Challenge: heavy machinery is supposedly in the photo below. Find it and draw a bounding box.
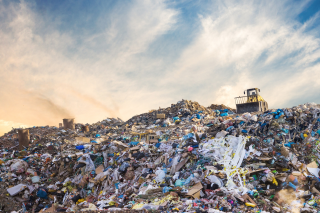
[235,88,268,114]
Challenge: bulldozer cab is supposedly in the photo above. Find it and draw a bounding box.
[235,88,268,114]
[244,88,264,103]
[245,88,258,96]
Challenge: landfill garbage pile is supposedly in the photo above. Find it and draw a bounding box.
[207,104,235,112]
[1,101,320,212]
[0,118,125,150]
[126,100,234,127]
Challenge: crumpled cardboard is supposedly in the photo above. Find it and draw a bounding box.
[187,182,203,199]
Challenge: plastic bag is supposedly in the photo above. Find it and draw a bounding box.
[72,174,83,184]
[26,168,35,175]
[10,159,28,173]
[173,116,180,121]
[175,179,185,187]
[163,118,171,125]
[119,162,130,173]
[31,176,40,183]
[173,172,180,180]
[83,154,95,172]
[242,113,252,120]
[162,186,172,193]
[141,204,159,210]
[170,155,181,175]
[155,169,165,183]
[76,145,84,150]
[184,174,194,185]
[216,131,228,138]
[207,175,223,187]
[250,115,258,121]
[103,152,108,168]
[37,189,48,199]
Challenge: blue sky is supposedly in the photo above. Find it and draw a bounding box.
[1,0,320,135]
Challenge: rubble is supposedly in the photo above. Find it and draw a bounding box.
[1,100,320,212]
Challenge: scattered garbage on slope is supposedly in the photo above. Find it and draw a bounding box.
[1,100,320,213]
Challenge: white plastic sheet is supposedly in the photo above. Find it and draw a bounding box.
[7,184,27,196]
[81,154,95,172]
[199,135,248,192]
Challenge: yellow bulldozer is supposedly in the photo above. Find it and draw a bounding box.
[235,88,268,114]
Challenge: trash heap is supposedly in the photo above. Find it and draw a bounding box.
[126,100,234,126]
[1,101,320,212]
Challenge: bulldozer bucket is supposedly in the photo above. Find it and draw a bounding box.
[236,101,268,114]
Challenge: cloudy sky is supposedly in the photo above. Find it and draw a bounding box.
[1,0,320,135]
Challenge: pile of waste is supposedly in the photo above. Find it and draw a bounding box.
[207,104,234,112]
[126,100,228,126]
[1,100,320,212]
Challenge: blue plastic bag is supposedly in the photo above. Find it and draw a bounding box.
[173,116,180,121]
[76,145,85,150]
[129,141,139,146]
[37,189,48,199]
[175,179,185,187]
[226,126,234,131]
[182,133,194,140]
[284,142,295,148]
[163,186,172,193]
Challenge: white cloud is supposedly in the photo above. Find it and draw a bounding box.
[162,0,320,109]
[0,0,178,134]
[1,0,320,136]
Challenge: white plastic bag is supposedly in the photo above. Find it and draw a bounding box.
[155,169,165,183]
[207,175,223,187]
[250,115,258,122]
[173,172,180,180]
[72,174,83,184]
[215,131,228,138]
[10,159,28,173]
[81,154,95,172]
[26,168,35,175]
[103,152,108,168]
[170,155,181,175]
[242,113,252,120]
